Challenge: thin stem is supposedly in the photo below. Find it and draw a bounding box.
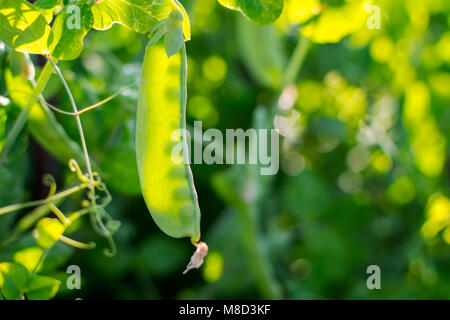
[68,208,90,223]
[47,59,93,178]
[0,204,90,247]
[239,205,281,299]
[30,249,49,278]
[48,60,110,251]
[282,35,311,87]
[47,61,112,252]
[49,203,71,226]
[0,60,54,166]
[5,90,74,115]
[0,183,87,216]
[59,235,96,249]
[1,203,53,246]
[23,248,49,299]
[77,83,137,116]
[40,99,75,115]
[41,82,136,116]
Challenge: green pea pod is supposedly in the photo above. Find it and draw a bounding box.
[136,38,201,243]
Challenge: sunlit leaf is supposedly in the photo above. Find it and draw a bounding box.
[218,0,283,25]
[91,0,190,40]
[301,0,368,43]
[0,0,52,55]
[34,0,62,24]
[282,0,320,24]
[49,0,93,60]
[13,247,45,272]
[33,218,65,249]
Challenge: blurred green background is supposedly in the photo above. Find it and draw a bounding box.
[0,0,449,299]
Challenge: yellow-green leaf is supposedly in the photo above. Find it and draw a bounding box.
[0,0,52,55]
[91,0,191,40]
[35,0,62,24]
[13,247,45,273]
[34,218,65,249]
[301,0,368,43]
[48,0,93,61]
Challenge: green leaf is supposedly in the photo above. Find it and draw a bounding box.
[235,14,286,89]
[218,0,283,25]
[49,0,93,60]
[33,218,65,249]
[13,247,45,273]
[35,0,62,10]
[92,0,190,40]
[0,262,29,300]
[25,275,60,300]
[35,0,62,24]
[0,0,52,55]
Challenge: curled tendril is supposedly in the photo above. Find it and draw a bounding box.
[59,235,97,250]
[104,236,117,257]
[82,179,120,257]
[95,183,112,208]
[42,174,57,197]
[68,159,89,183]
[67,158,120,257]
[86,190,96,202]
[85,241,97,249]
[91,172,102,185]
[88,205,119,257]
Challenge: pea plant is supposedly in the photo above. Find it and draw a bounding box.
[0,0,288,300]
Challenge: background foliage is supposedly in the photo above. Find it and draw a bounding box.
[0,0,449,299]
